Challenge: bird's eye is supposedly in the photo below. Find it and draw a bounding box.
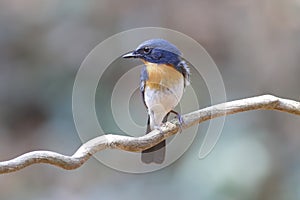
[143,46,151,54]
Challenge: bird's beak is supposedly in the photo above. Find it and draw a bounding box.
[122,51,138,58]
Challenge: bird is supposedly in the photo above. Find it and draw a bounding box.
[123,39,190,164]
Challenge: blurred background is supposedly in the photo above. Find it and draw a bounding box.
[0,0,300,199]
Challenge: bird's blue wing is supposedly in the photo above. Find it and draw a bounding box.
[176,59,191,87]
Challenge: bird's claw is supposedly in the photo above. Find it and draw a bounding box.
[154,125,164,134]
[170,110,185,133]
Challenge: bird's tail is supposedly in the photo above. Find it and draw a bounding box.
[141,113,170,164]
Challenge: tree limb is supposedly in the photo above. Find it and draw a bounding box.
[0,94,299,174]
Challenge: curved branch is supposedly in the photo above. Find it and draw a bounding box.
[0,94,299,174]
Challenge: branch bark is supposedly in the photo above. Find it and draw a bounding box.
[0,94,299,174]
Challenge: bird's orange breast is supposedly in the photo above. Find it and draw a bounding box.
[144,62,184,90]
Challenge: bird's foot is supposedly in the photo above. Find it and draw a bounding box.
[170,110,185,133]
[153,125,164,134]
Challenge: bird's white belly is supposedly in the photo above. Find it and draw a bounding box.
[144,81,184,129]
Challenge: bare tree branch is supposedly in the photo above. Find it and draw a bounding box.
[0,94,299,174]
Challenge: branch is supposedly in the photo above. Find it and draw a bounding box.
[0,94,299,174]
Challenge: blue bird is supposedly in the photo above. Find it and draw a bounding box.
[123,39,190,164]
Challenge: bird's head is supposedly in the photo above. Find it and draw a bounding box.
[123,39,182,66]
